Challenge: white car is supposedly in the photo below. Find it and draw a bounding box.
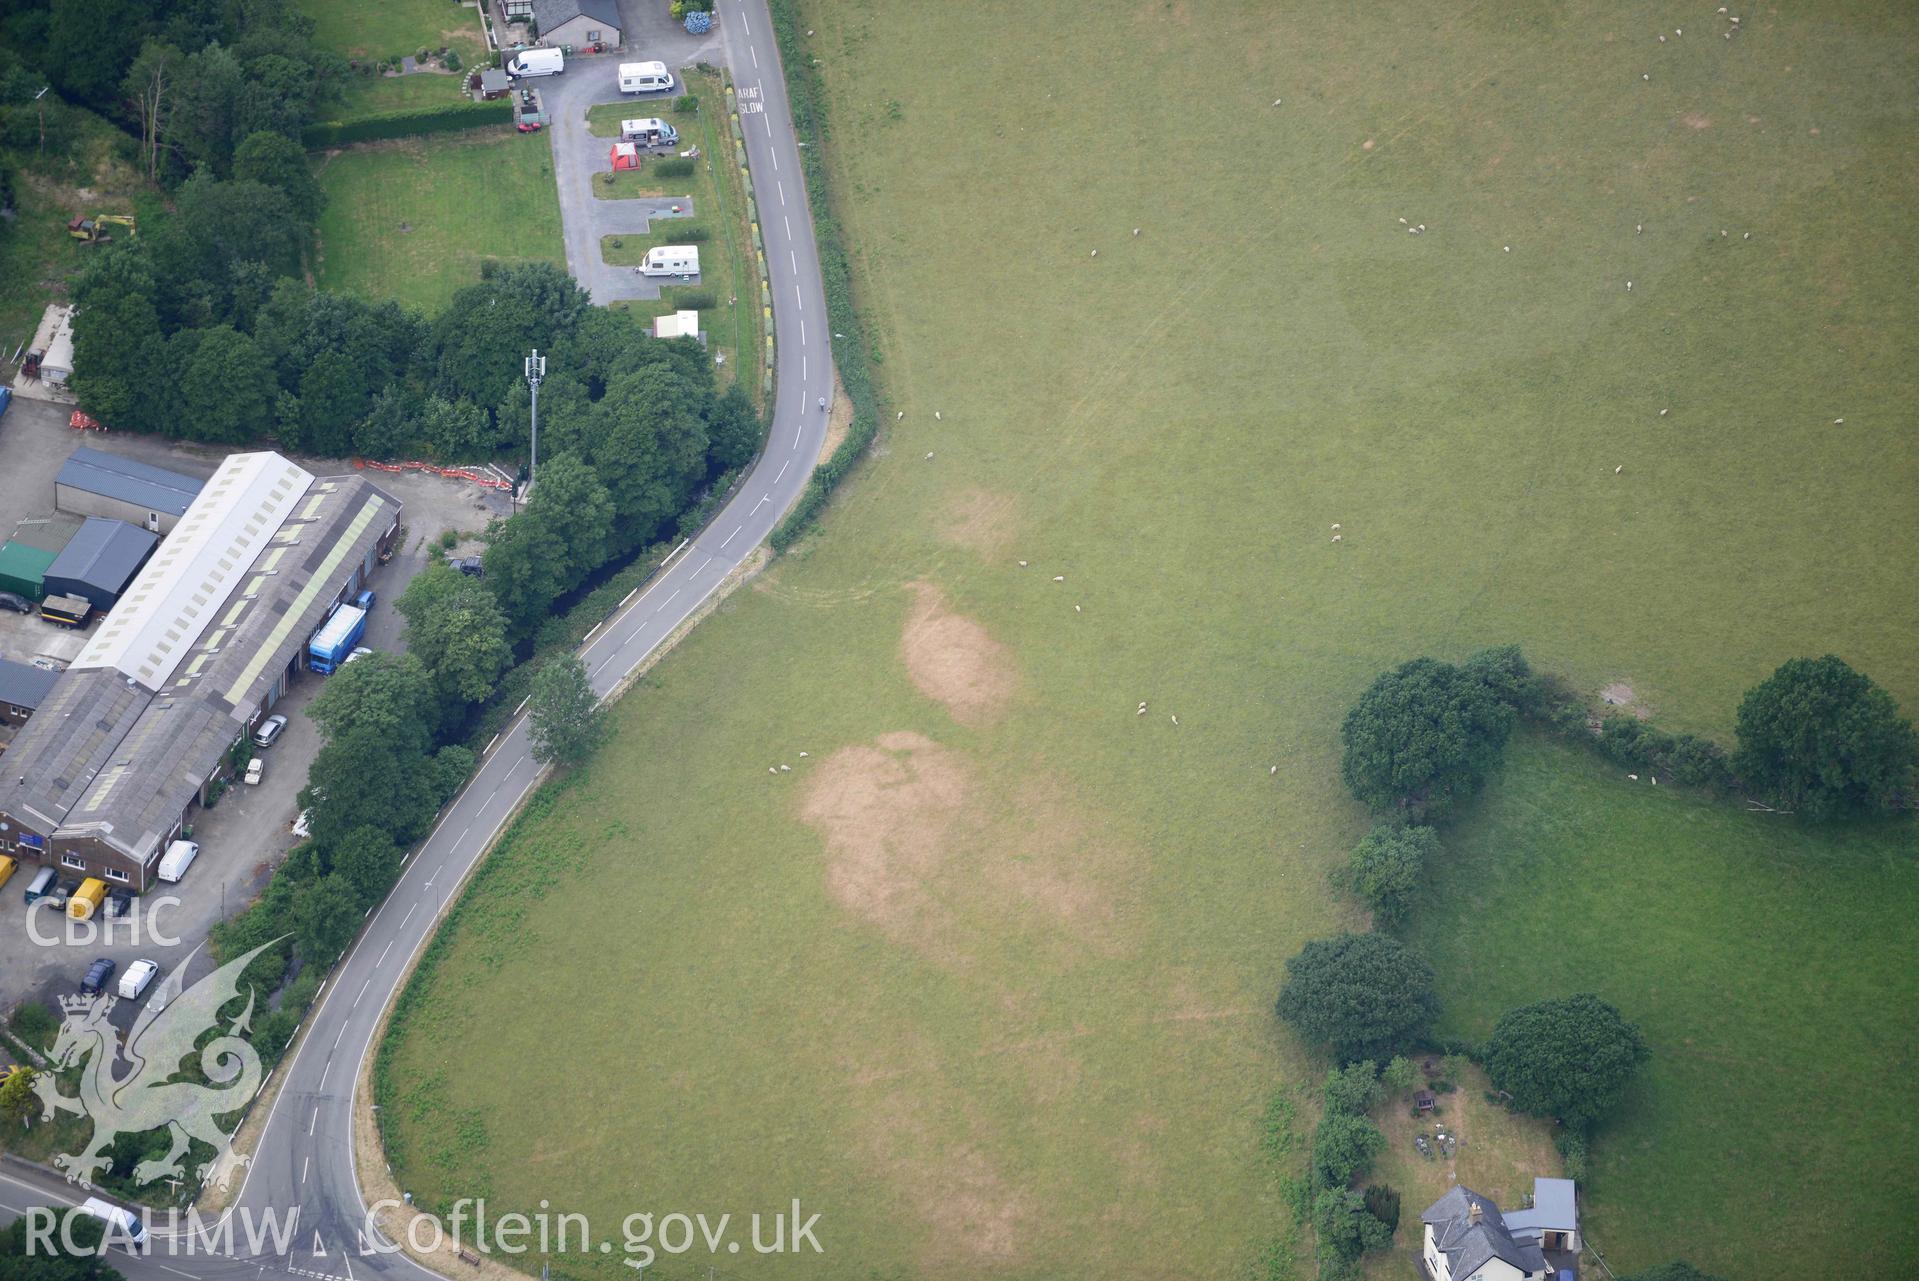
[343,646,372,665]
[244,757,265,785]
[292,808,312,839]
[117,959,160,1001]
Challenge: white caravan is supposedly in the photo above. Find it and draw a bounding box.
[639,246,700,277]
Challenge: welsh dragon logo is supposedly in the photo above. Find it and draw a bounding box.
[35,941,279,1190]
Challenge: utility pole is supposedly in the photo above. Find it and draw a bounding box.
[524,349,546,491]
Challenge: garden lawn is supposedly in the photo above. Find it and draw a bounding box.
[316,71,488,126]
[1406,734,1919,1277]
[295,0,485,64]
[311,130,564,314]
[378,2,1919,1278]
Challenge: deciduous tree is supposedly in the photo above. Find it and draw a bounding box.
[1483,993,1649,1127]
[1345,823,1439,928]
[528,655,608,767]
[1340,657,1516,821]
[395,564,514,709]
[1275,932,1438,1063]
[1732,655,1916,820]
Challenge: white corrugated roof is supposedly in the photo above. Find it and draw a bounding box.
[72,452,314,690]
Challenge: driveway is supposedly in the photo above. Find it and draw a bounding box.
[538,5,728,304]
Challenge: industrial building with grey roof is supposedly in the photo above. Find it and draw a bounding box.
[0,453,400,891]
[54,445,207,534]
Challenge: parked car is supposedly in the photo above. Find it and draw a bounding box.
[79,958,116,996]
[354,588,375,611]
[292,808,312,839]
[343,646,372,665]
[244,757,264,785]
[454,556,484,579]
[0,591,31,614]
[47,878,78,909]
[252,714,288,749]
[0,386,11,417]
[105,888,133,919]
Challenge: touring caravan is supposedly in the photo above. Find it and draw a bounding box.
[639,246,700,277]
[620,117,679,147]
[507,47,565,78]
[619,61,674,93]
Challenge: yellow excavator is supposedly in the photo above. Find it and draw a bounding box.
[67,212,137,243]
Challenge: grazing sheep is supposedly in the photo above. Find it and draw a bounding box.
[1018,560,1028,567]
[934,411,942,421]
[1332,534,1342,542]
[1090,249,1098,258]
[1331,523,1341,530]
[1053,575,1065,582]
[925,452,934,460]
[1627,773,1639,781]
[1074,604,1082,613]
[897,410,904,420]
[1615,465,1624,474]
[1170,714,1179,725]
[1833,418,1845,425]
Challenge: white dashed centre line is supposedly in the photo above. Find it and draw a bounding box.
[775,460,790,483]
[719,526,740,549]
[777,180,785,206]
[794,285,804,312]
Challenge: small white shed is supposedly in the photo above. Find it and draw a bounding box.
[652,310,700,340]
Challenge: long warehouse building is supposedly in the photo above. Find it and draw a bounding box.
[0,453,400,891]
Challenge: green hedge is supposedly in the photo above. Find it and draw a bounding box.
[652,156,696,179]
[303,98,512,148]
[664,288,717,309]
[767,0,882,551]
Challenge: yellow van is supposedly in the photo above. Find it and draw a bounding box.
[0,855,15,892]
[67,877,107,920]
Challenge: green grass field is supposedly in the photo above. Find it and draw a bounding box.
[296,0,486,64]
[1405,733,1919,1274]
[379,2,1919,1277]
[311,130,564,314]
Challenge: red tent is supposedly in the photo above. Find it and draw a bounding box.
[610,142,641,172]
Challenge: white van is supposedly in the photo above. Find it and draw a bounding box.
[621,117,679,147]
[156,839,199,883]
[79,1197,148,1250]
[507,47,565,78]
[640,245,700,277]
[619,61,674,94]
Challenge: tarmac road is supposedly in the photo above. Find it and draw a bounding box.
[0,2,829,1275]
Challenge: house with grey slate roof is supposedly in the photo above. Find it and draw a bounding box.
[1421,1178,1578,1281]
